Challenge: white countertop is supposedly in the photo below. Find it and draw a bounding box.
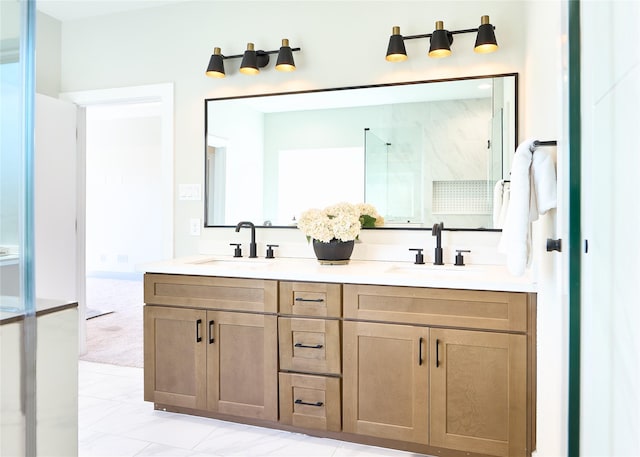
[141,255,537,293]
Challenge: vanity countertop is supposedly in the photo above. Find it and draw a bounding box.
[141,255,536,293]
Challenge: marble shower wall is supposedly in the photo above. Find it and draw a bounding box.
[370,97,495,228]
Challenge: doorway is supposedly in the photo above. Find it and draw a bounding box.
[62,84,174,363]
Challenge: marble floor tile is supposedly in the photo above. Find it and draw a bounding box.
[78,361,430,457]
[78,430,150,457]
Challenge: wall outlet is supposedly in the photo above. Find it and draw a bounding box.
[189,218,201,236]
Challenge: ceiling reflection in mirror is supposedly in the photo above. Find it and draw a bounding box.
[205,73,517,229]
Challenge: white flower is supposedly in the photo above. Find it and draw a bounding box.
[297,202,383,242]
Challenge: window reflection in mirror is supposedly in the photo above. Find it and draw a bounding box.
[205,73,517,229]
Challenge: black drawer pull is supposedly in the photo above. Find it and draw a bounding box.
[418,337,423,366]
[208,320,215,344]
[295,297,325,303]
[295,399,324,407]
[435,339,440,368]
[294,343,324,349]
[196,319,202,343]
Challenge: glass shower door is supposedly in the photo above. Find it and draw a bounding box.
[0,0,37,455]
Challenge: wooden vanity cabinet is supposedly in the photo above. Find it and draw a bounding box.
[144,305,207,409]
[143,274,278,421]
[144,273,535,457]
[278,281,342,432]
[343,284,535,457]
[342,321,429,444]
[429,328,527,457]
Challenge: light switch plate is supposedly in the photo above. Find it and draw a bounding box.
[179,184,202,201]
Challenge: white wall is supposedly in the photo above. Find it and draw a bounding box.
[85,103,165,274]
[35,12,61,97]
[46,1,566,454]
[522,2,565,456]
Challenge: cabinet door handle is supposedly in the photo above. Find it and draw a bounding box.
[294,297,325,303]
[435,339,440,368]
[418,337,423,366]
[196,319,202,343]
[208,320,215,344]
[294,343,324,349]
[295,399,324,407]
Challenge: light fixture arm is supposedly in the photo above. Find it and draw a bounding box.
[219,47,301,61]
[402,25,495,41]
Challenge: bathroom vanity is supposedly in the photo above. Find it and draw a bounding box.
[143,257,536,457]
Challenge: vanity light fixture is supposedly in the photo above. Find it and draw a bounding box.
[205,39,301,78]
[428,21,452,58]
[385,15,498,61]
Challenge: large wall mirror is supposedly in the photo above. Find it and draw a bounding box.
[205,73,517,229]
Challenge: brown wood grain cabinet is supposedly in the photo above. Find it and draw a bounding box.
[278,281,343,432]
[206,310,278,421]
[144,274,278,421]
[429,328,527,457]
[144,273,535,457]
[342,321,429,444]
[144,305,207,410]
[342,284,535,457]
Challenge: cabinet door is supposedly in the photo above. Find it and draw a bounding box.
[430,328,527,457]
[343,321,429,444]
[206,311,278,421]
[144,306,207,410]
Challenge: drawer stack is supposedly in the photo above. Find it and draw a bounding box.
[278,281,342,432]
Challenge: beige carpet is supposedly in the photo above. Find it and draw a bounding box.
[80,274,144,368]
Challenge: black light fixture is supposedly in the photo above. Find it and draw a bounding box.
[205,39,301,78]
[474,15,499,53]
[385,26,407,62]
[385,15,498,61]
[205,47,225,78]
[275,39,296,71]
[428,21,452,58]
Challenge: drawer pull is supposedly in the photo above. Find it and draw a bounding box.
[295,297,325,303]
[295,399,324,407]
[418,337,423,366]
[294,343,324,349]
[196,319,202,343]
[208,320,215,344]
[435,339,440,368]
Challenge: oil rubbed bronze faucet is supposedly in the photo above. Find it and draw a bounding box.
[235,221,257,258]
[432,221,444,265]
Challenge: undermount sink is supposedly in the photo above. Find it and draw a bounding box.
[385,264,482,275]
[189,257,273,269]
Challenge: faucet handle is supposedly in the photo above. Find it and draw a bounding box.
[409,248,425,265]
[266,244,279,259]
[454,249,471,266]
[230,243,242,258]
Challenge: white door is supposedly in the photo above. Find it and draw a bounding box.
[34,94,78,302]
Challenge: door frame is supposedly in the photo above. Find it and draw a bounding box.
[61,83,174,354]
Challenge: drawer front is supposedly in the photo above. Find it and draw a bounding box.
[279,372,341,432]
[144,274,277,313]
[344,284,530,332]
[279,317,341,375]
[279,282,342,317]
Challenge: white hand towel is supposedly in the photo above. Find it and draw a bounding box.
[531,148,557,214]
[493,179,504,228]
[499,138,535,276]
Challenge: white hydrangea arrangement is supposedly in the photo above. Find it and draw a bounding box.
[297,202,384,243]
